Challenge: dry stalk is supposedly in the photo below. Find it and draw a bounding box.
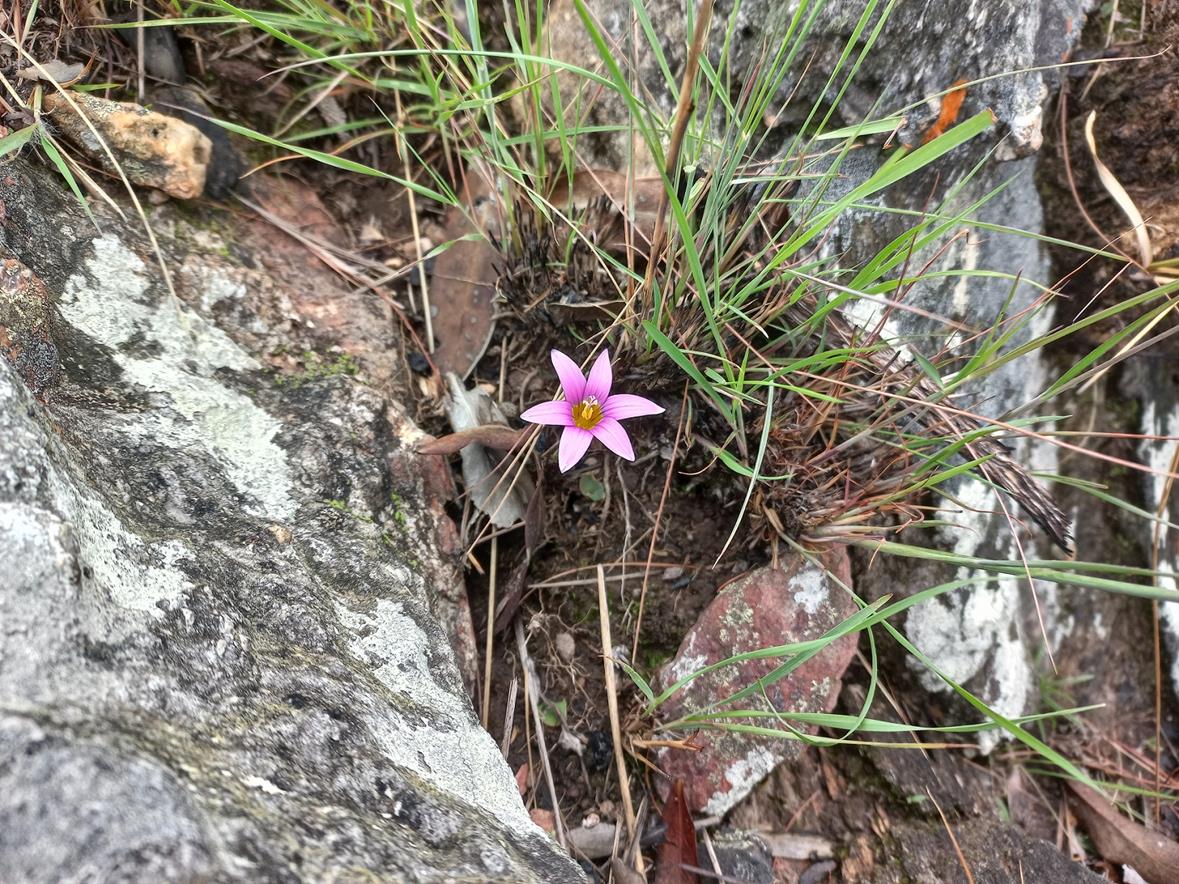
[514,618,568,849]
[481,534,498,729]
[929,787,976,884]
[596,564,642,875]
[631,380,689,663]
[641,0,715,304]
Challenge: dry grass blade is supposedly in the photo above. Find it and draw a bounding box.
[481,536,498,729]
[928,787,975,884]
[631,380,689,663]
[597,564,643,875]
[1072,109,1176,394]
[641,0,714,303]
[514,618,568,849]
[1083,110,1152,267]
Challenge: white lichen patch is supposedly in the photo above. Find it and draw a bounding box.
[1142,401,1179,700]
[905,573,1030,753]
[950,235,981,319]
[193,264,247,314]
[790,565,829,616]
[705,744,778,818]
[60,234,295,520]
[242,775,285,795]
[335,596,536,834]
[59,475,193,617]
[664,651,710,690]
[912,470,1041,752]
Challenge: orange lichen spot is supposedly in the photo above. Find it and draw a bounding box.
[922,79,969,144]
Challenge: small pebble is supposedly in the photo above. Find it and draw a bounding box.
[585,730,612,772]
[581,812,601,829]
[599,799,616,818]
[407,352,431,375]
[555,631,576,662]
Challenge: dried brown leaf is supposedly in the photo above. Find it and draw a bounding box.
[417,425,525,455]
[492,556,530,635]
[17,59,87,86]
[654,779,699,884]
[1067,782,1179,884]
[430,166,498,378]
[610,858,647,884]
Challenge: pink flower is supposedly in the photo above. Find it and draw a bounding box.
[520,349,664,472]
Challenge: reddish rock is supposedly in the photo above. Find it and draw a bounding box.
[655,550,857,815]
[0,258,59,398]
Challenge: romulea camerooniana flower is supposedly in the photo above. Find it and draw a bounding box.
[520,349,664,473]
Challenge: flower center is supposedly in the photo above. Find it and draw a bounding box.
[571,396,603,430]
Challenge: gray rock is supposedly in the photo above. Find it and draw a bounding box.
[697,829,774,884]
[803,147,1061,748]
[865,816,1107,884]
[760,0,1094,158]
[0,159,582,882]
[544,0,1094,169]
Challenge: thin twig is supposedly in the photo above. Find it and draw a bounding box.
[482,535,499,729]
[500,676,518,758]
[928,787,975,884]
[1149,443,1179,824]
[397,90,434,352]
[135,0,145,103]
[514,619,568,849]
[641,0,714,304]
[597,564,642,874]
[631,379,689,662]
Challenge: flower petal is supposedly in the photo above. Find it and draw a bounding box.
[520,400,574,426]
[582,349,613,402]
[590,418,635,461]
[602,393,664,421]
[551,349,586,403]
[558,426,594,472]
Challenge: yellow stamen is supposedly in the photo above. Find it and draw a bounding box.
[572,396,603,430]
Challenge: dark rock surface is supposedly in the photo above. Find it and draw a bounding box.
[0,159,582,882]
[856,816,1108,884]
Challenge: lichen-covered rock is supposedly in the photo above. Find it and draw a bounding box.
[44,91,212,199]
[655,551,856,816]
[799,151,1062,747]
[0,159,582,882]
[543,0,1093,169]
